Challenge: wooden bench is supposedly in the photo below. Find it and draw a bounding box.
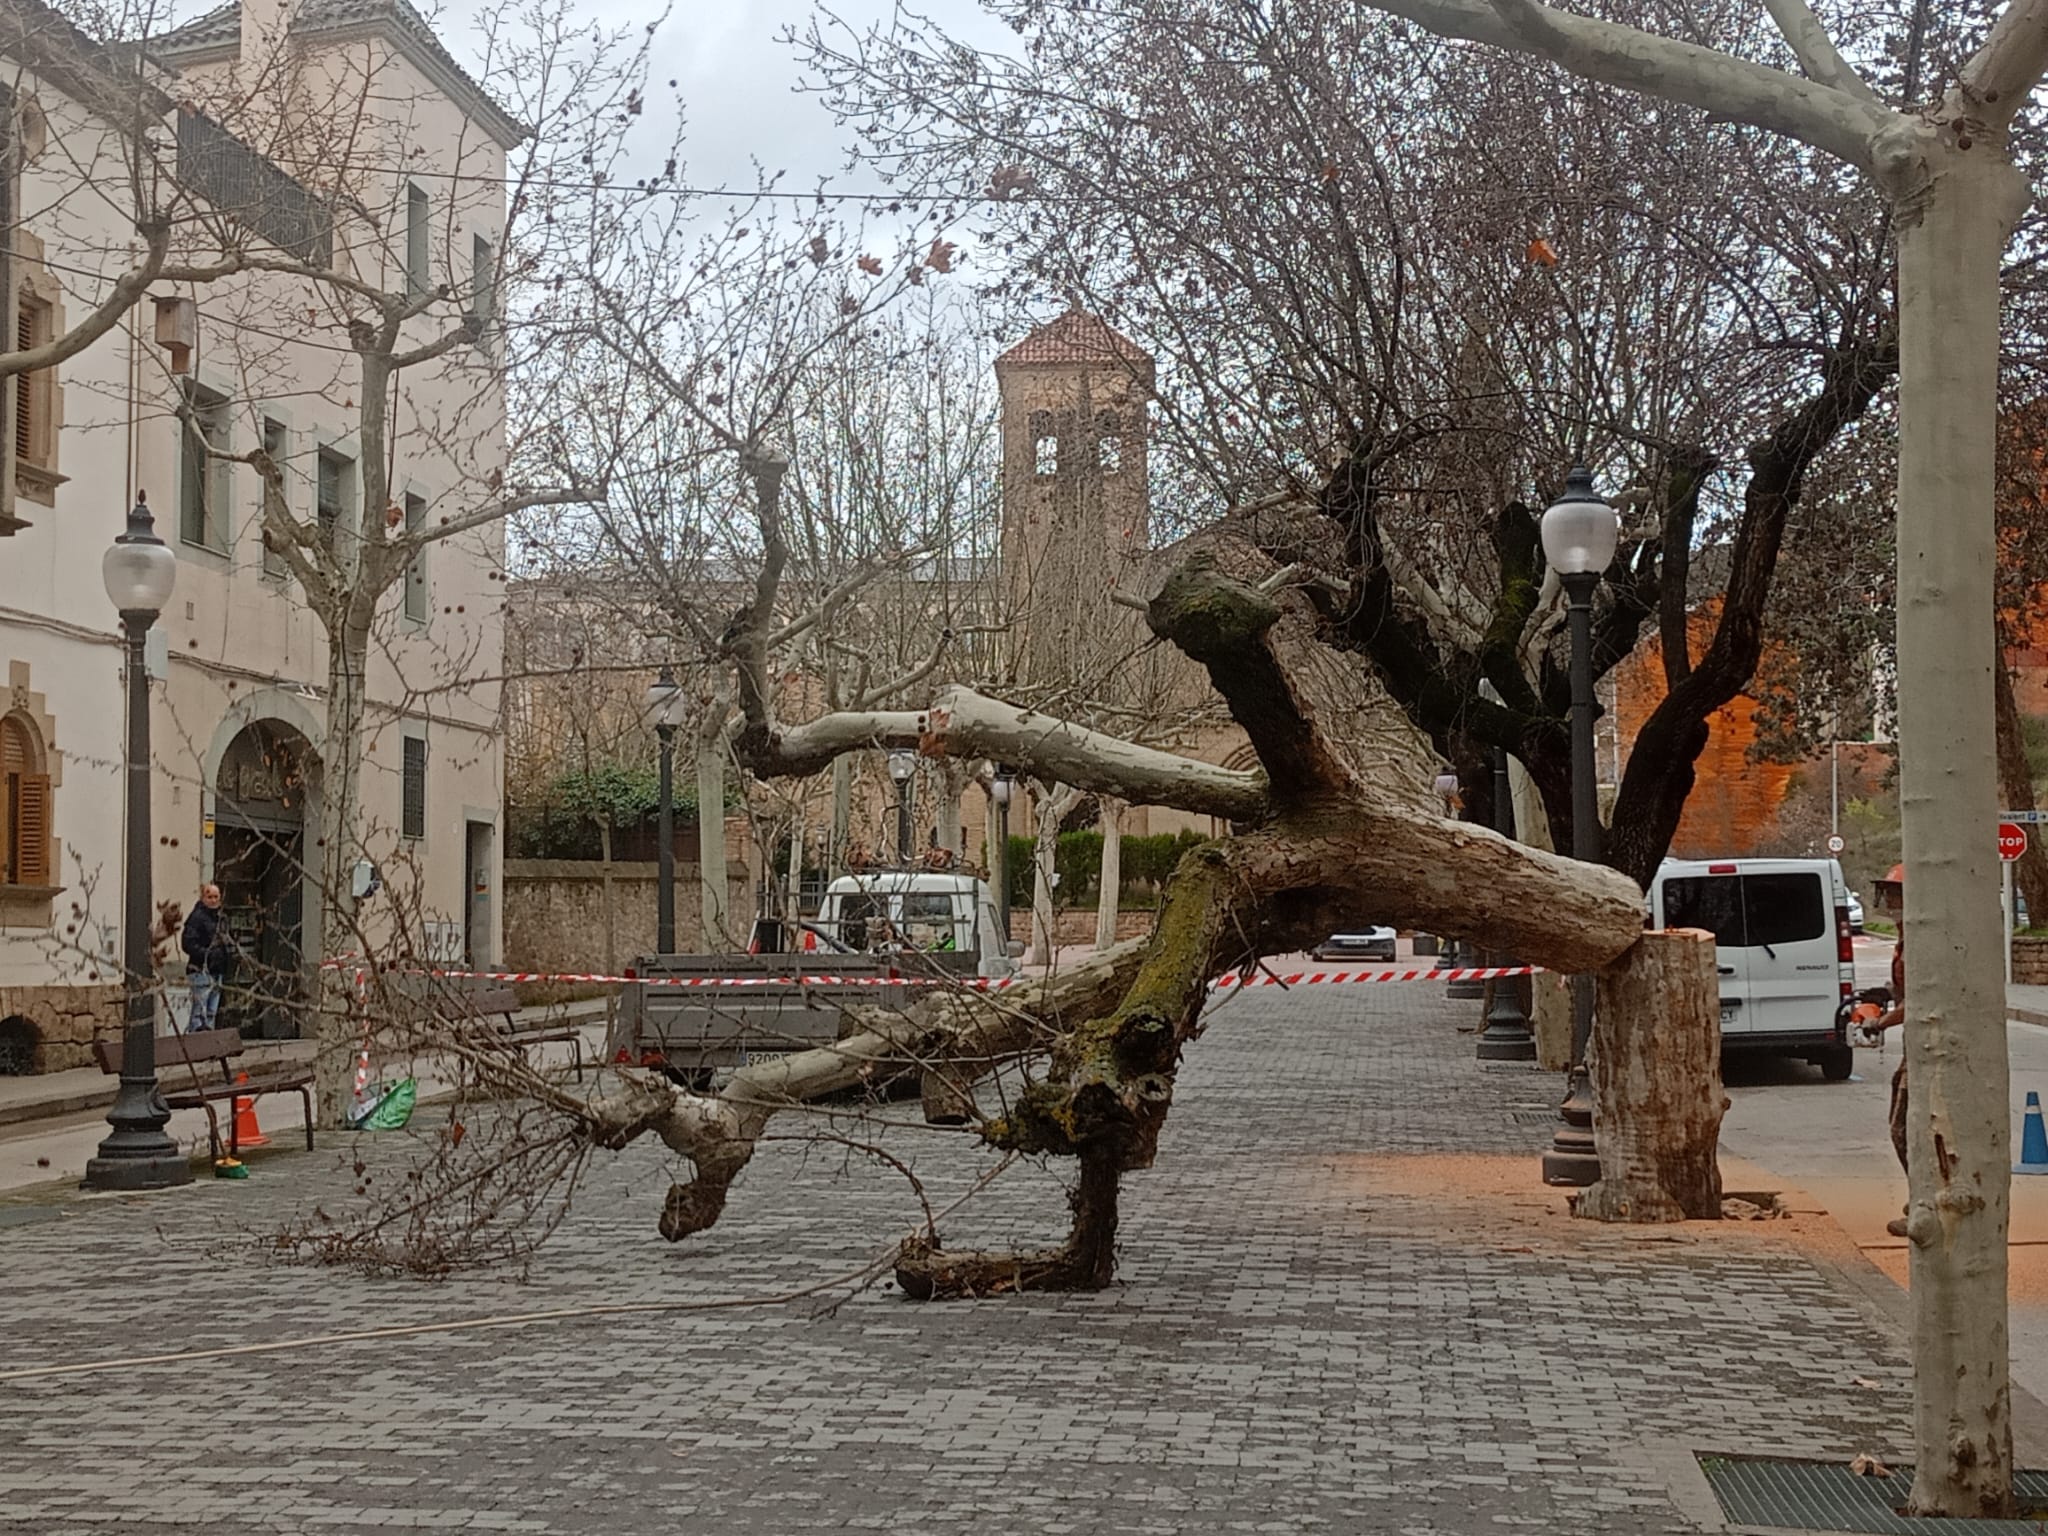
[91,1029,314,1160]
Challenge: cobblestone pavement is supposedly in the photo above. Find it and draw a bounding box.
[0,983,1916,1534]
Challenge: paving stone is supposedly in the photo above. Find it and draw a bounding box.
[0,983,1912,1533]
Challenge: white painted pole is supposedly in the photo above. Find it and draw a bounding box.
[2005,856,2015,989]
[1831,740,1840,850]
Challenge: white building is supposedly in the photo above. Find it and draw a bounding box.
[0,0,519,1070]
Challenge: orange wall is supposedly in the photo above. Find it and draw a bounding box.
[1610,613,1796,858]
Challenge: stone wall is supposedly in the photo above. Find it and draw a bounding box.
[1007,907,1159,947]
[2015,936,2048,987]
[502,859,753,978]
[0,982,123,1073]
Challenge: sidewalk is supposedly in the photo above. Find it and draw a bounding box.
[0,1000,609,1194]
[0,978,1983,1534]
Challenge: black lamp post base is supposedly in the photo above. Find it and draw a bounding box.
[1541,1144,1602,1186]
[1477,1029,1538,1062]
[83,1143,192,1192]
[1541,1062,1600,1186]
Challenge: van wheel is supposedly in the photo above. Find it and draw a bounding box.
[1820,1047,1854,1082]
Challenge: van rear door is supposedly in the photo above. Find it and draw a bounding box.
[1737,869,1835,1037]
[1659,870,1751,1036]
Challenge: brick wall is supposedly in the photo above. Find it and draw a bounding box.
[2014,936,2048,987]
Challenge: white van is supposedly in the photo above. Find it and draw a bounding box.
[813,871,1012,972]
[1646,857,1856,1080]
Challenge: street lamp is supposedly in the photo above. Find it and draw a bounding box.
[887,750,917,861]
[1476,679,1536,1062]
[642,665,685,954]
[990,766,1014,943]
[85,492,189,1191]
[1539,465,1618,1186]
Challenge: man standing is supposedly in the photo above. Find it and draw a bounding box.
[181,883,232,1032]
[1867,865,1909,1236]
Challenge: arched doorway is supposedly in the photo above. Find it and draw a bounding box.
[214,720,319,1038]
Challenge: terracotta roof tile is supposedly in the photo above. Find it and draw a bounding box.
[994,308,1152,369]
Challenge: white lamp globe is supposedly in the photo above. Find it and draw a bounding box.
[102,494,177,614]
[1539,466,1618,578]
[887,750,916,784]
[642,665,684,729]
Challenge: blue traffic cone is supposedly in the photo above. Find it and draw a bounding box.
[2017,1091,2048,1175]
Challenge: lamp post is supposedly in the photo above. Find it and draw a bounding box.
[643,666,684,955]
[1538,465,1618,1186]
[85,492,189,1191]
[888,750,916,861]
[991,767,1014,945]
[1476,680,1537,1061]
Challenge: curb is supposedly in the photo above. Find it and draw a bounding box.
[1768,1176,2048,1469]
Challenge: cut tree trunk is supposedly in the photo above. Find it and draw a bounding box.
[1576,929,1724,1222]
[1893,144,2021,1520]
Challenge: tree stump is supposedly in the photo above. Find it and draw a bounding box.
[1576,929,1725,1222]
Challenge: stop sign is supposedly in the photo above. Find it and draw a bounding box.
[2002,822,2030,862]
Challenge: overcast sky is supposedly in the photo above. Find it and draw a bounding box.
[497,0,1013,195]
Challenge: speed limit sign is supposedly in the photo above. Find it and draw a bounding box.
[1826,835,1845,854]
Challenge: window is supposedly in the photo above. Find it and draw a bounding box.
[259,417,288,575]
[13,291,51,476]
[316,447,352,538]
[178,380,231,552]
[1662,877,1743,947]
[1741,873,1827,947]
[1029,408,1056,476]
[469,233,495,332]
[403,491,428,621]
[0,715,50,887]
[406,183,430,296]
[1096,410,1122,474]
[1663,872,1826,948]
[401,736,427,840]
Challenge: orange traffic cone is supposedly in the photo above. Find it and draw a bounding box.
[230,1073,270,1150]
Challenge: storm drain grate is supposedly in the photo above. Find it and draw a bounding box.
[1697,1454,2048,1533]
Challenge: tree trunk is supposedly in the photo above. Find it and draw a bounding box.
[313,607,372,1126]
[696,723,730,951]
[1994,651,2048,926]
[784,811,803,929]
[1512,756,1574,1070]
[1095,797,1124,952]
[1576,929,1724,1222]
[1026,784,1066,966]
[600,819,617,1034]
[1893,147,2022,1521]
[935,759,967,858]
[829,755,852,877]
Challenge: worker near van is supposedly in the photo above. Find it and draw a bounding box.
[1867,864,1909,1236]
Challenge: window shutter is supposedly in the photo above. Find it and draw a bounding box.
[15,772,49,885]
[13,302,30,462]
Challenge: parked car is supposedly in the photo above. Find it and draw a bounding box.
[1312,926,1398,963]
[1846,891,1864,933]
[1648,857,1855,1080]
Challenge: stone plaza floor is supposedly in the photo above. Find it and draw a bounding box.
[0,981,1927,1534]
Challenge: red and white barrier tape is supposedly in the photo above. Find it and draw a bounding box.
[1213,965,1536,988]
[318,960,1538,991]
